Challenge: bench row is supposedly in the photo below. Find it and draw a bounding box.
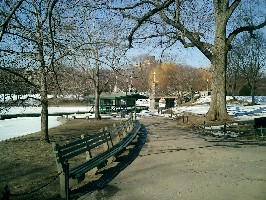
[52,118,141,199]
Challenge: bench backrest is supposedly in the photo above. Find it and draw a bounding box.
[53,118,133,164]
[54,131,111,164]
[254,117,266,128]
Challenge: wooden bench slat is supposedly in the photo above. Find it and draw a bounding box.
[70,146,118,177]
[58,131,109,151]
[59,137,111,163]
[59,133,110,156]
[59,120,130,151]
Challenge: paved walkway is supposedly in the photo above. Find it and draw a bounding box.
[77,117,266,200]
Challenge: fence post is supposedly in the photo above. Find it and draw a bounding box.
[1,184,10,200]
[223,122,227,138]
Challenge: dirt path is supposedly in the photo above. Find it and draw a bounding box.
[80,117,266,200]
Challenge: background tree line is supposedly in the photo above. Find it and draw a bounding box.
[2,51,266,103]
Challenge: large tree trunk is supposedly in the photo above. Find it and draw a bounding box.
[37,29,50,143]
[206,5,230,121]
[94,63,101,120]
[94,87,101,120]
[40,76,49,143]
[251,81,256,105]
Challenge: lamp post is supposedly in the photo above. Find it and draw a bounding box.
[207,79,209,95]
[126,78,128,114]
[129,76,133,92]
[150,71,156,110]
[114,76,118,93]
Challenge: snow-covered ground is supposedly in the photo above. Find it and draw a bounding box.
[170,96,266,138]
[1,96,266,141]
[172,96,266,121]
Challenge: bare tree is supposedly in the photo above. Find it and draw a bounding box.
[0,0,26,108]
[130,55,158,93]
[146,61,202,103]
[0,0,64,143]
[113,0,266,120]
[51,64,94,100]
[229,31,266,105]
[66,1,127,119]
[227,50,240,99]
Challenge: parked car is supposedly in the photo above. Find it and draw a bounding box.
[138,110,152,117]
[69,113,95,119]
[182,96,191,103]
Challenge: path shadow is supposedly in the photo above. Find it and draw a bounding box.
[71,124,148,199]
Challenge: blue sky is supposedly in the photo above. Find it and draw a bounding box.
[127,45,211,68]
[127,26,266,69]
[122,0,266,69]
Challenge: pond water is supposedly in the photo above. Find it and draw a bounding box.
[0,116,62,141]
[0,106,91,141]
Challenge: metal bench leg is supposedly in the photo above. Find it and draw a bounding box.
[61,161,70,200]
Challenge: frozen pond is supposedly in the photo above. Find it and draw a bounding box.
[1,106,92,114]
[0,116,62,141]
[0,106,91,141]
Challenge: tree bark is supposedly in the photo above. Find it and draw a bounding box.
[251,81,256,105]
[94,87,101,120]
[94,61,101,120]
[40,74,49,143]
[206,4,230,121]
[37,29,50,143]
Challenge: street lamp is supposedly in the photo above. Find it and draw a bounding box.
[129,76,133,92]
[113,76,118,93]
[150,71,156,110]
[207,79,209,95]
[126,78,128,113]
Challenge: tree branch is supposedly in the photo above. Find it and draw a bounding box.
[48,0,60,92]
[226,0,241,22]
[112,1,154,10]
[0,0,25,42]
[226,19,266,46]
[126,0,175,48]
[157,5,213,60]
[0,66,38,89]
[5,30,37,43]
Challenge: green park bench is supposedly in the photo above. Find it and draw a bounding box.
[52,118,141,199]
[254,117,266,139]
